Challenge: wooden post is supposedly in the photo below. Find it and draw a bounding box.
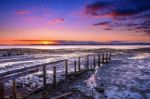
[65,59,68,79]
[93,55,96,68]
[98,54,100,66]
[53,66,56,87]
[102,53,105,63]
[100,54,102,65]
[43,65,46,87]
[109,52,111,61]
[107,52,110,62]
[74,60,77,73]
[106,53,108,63]
[12,79,17,99]
[78,57,81,71]
[0,82,4,99]
[86,55,89,69]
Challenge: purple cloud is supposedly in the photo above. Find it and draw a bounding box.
[93,21,110,26]
[85,0,150,35]
[16,10,31,15]
[48,18,64,25]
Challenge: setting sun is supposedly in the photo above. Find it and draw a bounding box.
[40,41,54,45]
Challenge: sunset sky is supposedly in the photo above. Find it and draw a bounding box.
[0,0,149,44]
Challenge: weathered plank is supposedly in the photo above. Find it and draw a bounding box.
[65,59,68,79]
[0,59,66,77]
[109,52,112,61]
[78,57,81,71]
[0,68,39,83]
[53,66,56,87]
[93,55,96,68]
[98,54,100,66]
[102,53,105,63]
[43,65,46,86]
[12,79,17,99]
[51,92,73,99]
[74,60,77,73]
[86,55,89,69]
[0,59,66,82]
[0,82,4,99]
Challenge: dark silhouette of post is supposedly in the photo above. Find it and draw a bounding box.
[86,55,89,69]
[93,55,96,68]
[105,53,108,63]
[98,54,100,66]
[102,53,105,63]
[12,79,17,99]
[109,52,111,61]
[43,65,46,86]
[74,60,77,73]
[107,52,110,62]
[65,59,68,79]
[0,82,4,99]
[53,66,56,87]
[78,57,81,71]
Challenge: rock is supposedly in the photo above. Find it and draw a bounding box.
[24,81,30,87]
[3,54,7,57]
[94,87,105,93]
[70,87,80,92]
[100,83,104,86]
[30,82,38,89]
[7,53,11,56]
[16,82,23,88]
[82,82,87,85]
[104,95,108,98]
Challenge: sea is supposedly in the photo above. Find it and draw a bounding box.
[0,45,149,49]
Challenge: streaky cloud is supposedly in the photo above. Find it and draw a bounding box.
[48,18,64,25]
[85,0,150,35]
[16,10,31,15]
[93,21,110,26]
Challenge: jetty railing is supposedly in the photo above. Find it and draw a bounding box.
[0,52,112,99]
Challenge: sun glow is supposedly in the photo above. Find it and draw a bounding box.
[40,41,55,45]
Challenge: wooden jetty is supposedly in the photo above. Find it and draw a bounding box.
[0,52,112,99]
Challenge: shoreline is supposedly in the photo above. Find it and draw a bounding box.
[0,45,149,50]
[0,47,150,98]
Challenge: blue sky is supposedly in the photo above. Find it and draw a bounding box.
[0,0,149,44]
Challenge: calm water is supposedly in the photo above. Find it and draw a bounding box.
[0,45,149,50]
